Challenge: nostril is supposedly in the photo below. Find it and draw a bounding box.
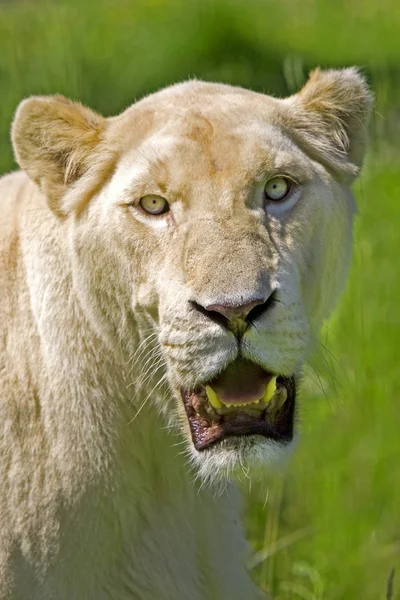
[245,289,277,323]
[189,300,230,329]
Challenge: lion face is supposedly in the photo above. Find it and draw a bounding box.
[12,69,372,477]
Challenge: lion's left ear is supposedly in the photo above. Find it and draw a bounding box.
[286,68,373,179]
[12,95,106,216]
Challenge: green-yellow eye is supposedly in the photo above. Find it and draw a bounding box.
[264,177,290,202]
[139,195,169,215]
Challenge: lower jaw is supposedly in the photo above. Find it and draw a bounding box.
[181,376,296,452]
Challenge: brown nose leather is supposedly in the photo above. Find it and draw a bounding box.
[205,298,266,321]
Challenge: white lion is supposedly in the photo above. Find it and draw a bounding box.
[0,68,371,599]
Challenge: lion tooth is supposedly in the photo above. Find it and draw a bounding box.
[205,385,222,409]
[263,376,277,403]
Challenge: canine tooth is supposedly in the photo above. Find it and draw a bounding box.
[205,385,222,409]
[273,386,287,410]
[263,377,277,403]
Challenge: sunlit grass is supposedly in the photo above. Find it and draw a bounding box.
[249,164,400,599]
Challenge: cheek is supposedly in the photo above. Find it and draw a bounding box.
[131,237,182,317]
[135,281,159,316]
[298,189,355,330]
[103,211,160,295]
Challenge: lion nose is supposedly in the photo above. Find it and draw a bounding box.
[205,298,267,321]
[191,290,276,336]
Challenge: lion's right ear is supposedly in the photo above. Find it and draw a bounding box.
[286,68,373,180]
[12,96,106,216]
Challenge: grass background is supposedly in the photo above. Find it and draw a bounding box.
[0,0,399,598]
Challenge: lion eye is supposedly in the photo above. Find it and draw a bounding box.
[264,177,290,202]
[139,195,169,215]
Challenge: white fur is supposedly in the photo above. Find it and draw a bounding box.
[0,72,371,598]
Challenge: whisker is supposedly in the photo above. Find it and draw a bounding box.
[138,348,163,377]
[125,332,159,375]
[125,330,157,365]
[127,356,165,391]
[126,373,169,426]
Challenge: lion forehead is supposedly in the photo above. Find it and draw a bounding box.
[111,117,313,209]
[109,82,284,165]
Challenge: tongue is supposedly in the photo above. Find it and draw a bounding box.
[211,360,272,405]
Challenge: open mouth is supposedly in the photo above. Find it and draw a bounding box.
[181,359,296,451]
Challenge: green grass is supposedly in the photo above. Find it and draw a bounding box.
[248,162,400,599]
[1,1,399,598]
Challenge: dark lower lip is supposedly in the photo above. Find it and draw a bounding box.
[181,376,296,452]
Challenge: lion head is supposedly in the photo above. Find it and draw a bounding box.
[12,68,372,479]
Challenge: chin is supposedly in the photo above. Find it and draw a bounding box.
[188,434,295,486]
